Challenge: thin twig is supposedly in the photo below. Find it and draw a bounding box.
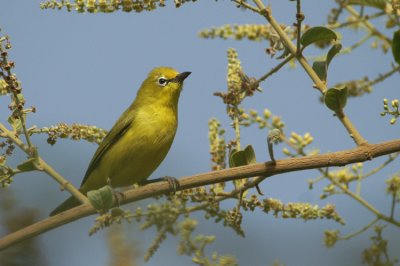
[295,0,303,55]
[345,33,373,53]
[390,193,396,219]
[362,152,399,179]
[356,163,363,195]
[339,217,379,240]
[232,0,260,14]
[234,190,244,222]
[329,11,386,29]
[361,66,400,92]
[257,54,294,83]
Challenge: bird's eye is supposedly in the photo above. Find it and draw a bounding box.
[157,77,168,86]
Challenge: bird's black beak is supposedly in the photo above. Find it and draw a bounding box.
[172,71,191,83]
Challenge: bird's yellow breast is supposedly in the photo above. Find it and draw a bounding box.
[81,105,177,192]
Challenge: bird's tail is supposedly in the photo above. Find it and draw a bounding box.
[50,195,82,216]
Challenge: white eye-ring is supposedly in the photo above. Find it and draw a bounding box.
[157,77,168,86]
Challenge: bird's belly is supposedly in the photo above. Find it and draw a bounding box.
[82,123,176,191]
[110,133,173,187]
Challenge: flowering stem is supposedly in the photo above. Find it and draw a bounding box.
[11,94,33,149]
[0,123,87,204]
[0,42,33,150]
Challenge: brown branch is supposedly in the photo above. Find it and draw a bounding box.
[0,139,399,251]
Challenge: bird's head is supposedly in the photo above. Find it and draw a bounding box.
[137,67,191,106]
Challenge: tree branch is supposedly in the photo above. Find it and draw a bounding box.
[0,139,399,251]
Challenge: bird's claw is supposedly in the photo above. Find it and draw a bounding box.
[139,176,180,195]
[162,176,180,195]
[112,190,125,207]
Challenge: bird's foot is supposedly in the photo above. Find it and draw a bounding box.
[140,176,180,195]
[105,178,125,207]
[112,190,125,207]
[162,176,180,195]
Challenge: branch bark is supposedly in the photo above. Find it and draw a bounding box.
[0,139,399,251]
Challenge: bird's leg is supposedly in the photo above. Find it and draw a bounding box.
[139,176,180,195]
[112,191,125,207]
[106,178,125,207]
[162,176,180,194]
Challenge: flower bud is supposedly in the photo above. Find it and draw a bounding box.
[263,109,271,119]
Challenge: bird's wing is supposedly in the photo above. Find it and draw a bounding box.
[80,110,134,186]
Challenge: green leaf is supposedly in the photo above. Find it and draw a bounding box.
[243,145,256,164]
[312,61,328,82]
[8,115,22,132]
[324,86,348,111]
[392,29,400,65]
[326,43,342,66]
[228,148,237,168]
[347,0,387,10]
[229,149,246,168]
[17,158,37,172]
[301,26,337,48]
[87,185,114,211]
[229,145,257,167]
[312,43,342,81]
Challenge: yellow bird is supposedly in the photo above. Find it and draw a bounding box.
[50,67,191,215]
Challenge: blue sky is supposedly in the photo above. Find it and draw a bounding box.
[1,1,399,265]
